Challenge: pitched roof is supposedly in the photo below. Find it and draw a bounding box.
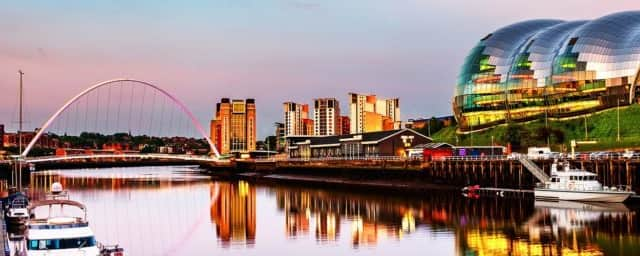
[413,142,453,149]
[287,129,431,148]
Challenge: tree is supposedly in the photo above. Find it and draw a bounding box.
[502,124,528,150]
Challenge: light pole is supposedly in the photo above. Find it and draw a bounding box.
[17,70,24,190]
[491,135,494,156]
[617,97,621,142]
[584,115,588,140]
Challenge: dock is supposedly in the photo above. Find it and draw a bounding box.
[0,204,9,256]
[470,187,534,198]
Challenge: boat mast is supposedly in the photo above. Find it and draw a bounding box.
[17,70,24,190]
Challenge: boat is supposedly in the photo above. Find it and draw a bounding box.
[24,183,124,256]
[5,188,29,225]
[534,161,635,202]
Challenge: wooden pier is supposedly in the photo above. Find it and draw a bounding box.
[204,157,640,194]
[0,204,9,256]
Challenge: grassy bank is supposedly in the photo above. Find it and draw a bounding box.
[431,104,640,152]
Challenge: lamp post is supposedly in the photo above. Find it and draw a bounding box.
[617,97,621,142]
[491,135,494,156]
[584,115,588,140]
[17,70,24,189]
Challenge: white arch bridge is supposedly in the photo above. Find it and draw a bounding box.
[15,78,222,164]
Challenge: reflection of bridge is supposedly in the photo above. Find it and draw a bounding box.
[24,153,223,164]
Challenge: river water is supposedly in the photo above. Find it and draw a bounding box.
[12,165,640,255]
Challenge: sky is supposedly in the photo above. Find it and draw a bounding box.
[1,0,639,139]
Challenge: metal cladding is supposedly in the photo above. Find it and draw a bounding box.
[454,11,640,131]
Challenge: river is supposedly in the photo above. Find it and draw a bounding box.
[11,165,640,255]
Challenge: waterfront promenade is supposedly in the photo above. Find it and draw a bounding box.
[3,153,640,194]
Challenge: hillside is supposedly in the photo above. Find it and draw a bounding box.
[431,105,640,152]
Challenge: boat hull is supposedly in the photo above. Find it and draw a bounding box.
[535,189,633,203]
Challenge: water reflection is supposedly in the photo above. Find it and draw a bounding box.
[209,181,256,246]
[13,167,640,255]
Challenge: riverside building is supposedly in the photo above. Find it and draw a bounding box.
[313,98,341,136]
[455,11,640,131]
[285,128,430,159]
[348,93,400,134]
[283,102,314,136]
[210,98,257,154]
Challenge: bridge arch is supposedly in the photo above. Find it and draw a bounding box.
[21,79,220,158]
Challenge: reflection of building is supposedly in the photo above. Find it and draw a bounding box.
[275,187,425,246]
[283,102,313,136]
[210,98,257,154]
[315,212,340,241]
[210,181,256,245]
[313,98,341,136]
[454,11,640,131]
[280,191,311,237]
[286,129,431,158]
[349,93,400,133]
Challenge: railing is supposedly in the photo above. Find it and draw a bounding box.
[22,153,219,163]
[517,157,550,182]
[283,156,410,162]
[437,155,508,161]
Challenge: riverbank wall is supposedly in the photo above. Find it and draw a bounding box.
[201,158,640,194]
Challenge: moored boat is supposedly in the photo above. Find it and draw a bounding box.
[5,188,29,225]
[24,183,124,256]
[535,161,635,203]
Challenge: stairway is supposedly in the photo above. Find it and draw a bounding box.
[518,157,550,182]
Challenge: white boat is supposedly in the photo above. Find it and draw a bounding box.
[24,183,104,256]
[6,190,29,225]
[534,161,635,202]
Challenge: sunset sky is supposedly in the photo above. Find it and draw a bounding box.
[1,1,638,138]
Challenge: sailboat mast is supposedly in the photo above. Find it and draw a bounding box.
[18,70,23,155]
[18,70,24,189]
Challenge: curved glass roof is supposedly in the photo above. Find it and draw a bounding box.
[454,11,640,131]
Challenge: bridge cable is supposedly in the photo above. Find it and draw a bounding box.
[128,82,135,135]
[95,86,101,133]
[105,83,112,134]
[84,89,90,136]
[116,81,124,134]
[138,86,147,136]
[63,101,69,136]
[167,103,175,140]
[74,97,80,136]
[158,96,165,137]
[148,90,157,136]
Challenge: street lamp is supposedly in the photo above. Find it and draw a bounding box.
[491,135,494,156]
[617,97,623,142]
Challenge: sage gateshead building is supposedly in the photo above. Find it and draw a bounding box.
[454,11,640,131]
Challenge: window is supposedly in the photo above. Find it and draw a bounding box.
[28,236,96,250]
